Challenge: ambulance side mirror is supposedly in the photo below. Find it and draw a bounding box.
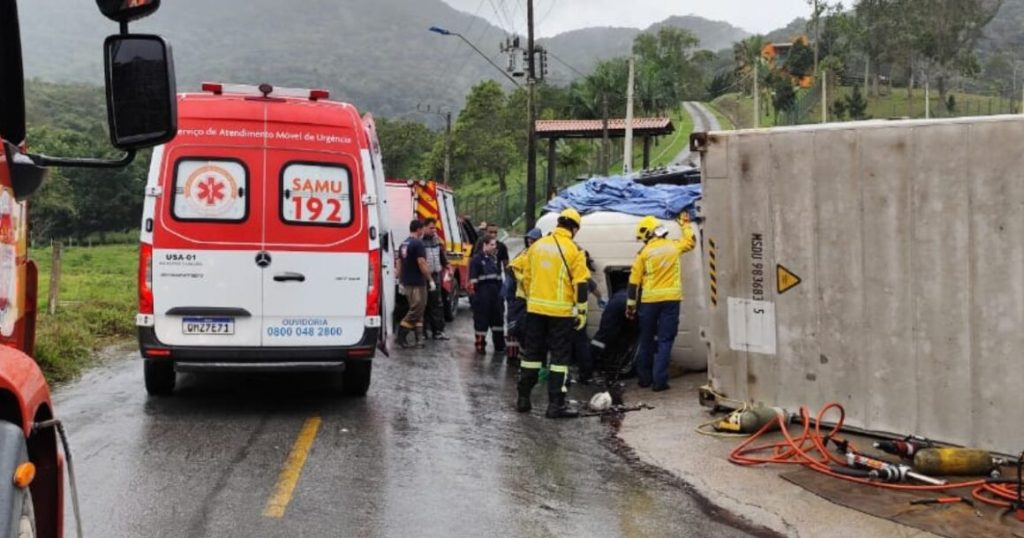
[104,34,177,150]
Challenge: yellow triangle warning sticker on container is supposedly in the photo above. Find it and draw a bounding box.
[777,264,802,294]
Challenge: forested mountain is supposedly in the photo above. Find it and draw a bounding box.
[19,1,749,117]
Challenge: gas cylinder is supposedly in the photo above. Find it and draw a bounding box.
[715,406,788,433]
[913,448,996,476]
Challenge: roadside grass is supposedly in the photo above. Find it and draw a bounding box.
[714,87,1017,130]
[32,243,138,382]
[706,102,736,130]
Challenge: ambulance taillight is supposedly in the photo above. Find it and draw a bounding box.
[139,243,154,315]
[366,253,380,317]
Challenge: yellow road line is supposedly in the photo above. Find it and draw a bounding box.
[263,416,322,518]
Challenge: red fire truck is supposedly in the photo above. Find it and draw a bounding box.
[385,180,476,322]
[0,0,178,535]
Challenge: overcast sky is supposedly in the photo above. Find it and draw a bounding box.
[440,0,812,37]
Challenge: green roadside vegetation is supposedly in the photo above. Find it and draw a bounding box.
[705,103,735,130]
[809,86,1019,121]
[32,244,137,382]
[712,93,773,129]
[714,86,1016,130]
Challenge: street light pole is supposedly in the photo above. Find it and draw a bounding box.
[429,27,522,88]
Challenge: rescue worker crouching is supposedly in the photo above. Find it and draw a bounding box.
[504,227,543,363]
[517,208,591,419]
[469,237,505,355]
[627,213,695,391]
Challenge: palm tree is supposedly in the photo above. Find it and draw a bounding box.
[733,35,766,97]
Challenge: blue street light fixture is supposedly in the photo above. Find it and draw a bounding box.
[428,26,521,87]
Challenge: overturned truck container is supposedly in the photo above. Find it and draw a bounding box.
[695,116,1024,454]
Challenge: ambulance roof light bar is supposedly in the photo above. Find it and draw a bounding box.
[200,82,330,101]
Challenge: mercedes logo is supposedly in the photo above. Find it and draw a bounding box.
[255,251,272,268]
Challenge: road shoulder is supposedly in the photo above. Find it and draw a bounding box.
[616,373,939,538]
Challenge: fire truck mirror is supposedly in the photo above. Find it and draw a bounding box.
[103,34,177,150]
[96,0,161,24]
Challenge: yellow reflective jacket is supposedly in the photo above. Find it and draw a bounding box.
[508,250,529,299]
[629,222,696,303]
[523,228,591,317]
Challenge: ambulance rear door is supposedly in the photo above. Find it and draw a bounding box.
[150,141,264,348]
[261,144,370,348]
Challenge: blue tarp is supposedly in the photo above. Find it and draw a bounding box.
[544,176,702,220]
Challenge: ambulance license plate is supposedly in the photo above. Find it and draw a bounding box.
[182,317,234,335]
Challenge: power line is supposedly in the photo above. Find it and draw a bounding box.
[435,0,490,87]
[487,0,513,32]
[537,0,558,28]
[546,49,587,79]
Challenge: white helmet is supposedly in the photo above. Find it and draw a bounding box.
[589,391,613,412]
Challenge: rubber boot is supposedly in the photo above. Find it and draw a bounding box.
[505,337,519,362]
[492,331,506,353]
[516,372,536,413]
[415,328,426,348]
[396,325,411,348]
[545,394,579,419]
[475,334,486,355]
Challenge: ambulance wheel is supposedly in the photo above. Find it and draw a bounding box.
[444,279,460,322]
[342,360,372,396]
[144,359,176,396]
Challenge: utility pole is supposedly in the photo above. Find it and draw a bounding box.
[821,70,828,123]
[443,111,452,185]
[417,104,453,184]
[524,0,538,230]
[601,94,610,176]
[753,63,760,128]
[623,57,635,174]
[925,76,931,119]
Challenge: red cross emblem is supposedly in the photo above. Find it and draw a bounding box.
[196,176,226,206]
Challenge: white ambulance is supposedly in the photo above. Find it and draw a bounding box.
[136,83,394,396]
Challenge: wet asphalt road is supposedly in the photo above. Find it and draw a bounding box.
[54,312,762,538]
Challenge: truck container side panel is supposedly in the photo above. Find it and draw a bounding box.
[737,133,778,406]
[704,135,739,397]
[967,120,1024,449]
[706,116,1024,452]
[770,131,822,414]
[911,123,972,445]
[813,130,866,415]
[860,126,916,433]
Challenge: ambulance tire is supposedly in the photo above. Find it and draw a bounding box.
[144,359,176,396]
[444,279,459,322]
[341,360,372,397]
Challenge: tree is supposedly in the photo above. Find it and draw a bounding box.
[911,0,1003,103]
[733,35,766,96]
[376,118,438,179]
[771,73,797,124]
[568,58,630,119]
[854,0,899,96]
[632,27,705,109]
[785,41,815,78]
[845,85,870,119]
[449,81,519,193]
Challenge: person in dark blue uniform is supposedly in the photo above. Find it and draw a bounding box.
[503,228,542,362]
[590,287,630,365]
[469,237,505,355]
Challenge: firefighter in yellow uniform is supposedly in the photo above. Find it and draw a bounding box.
[627,213,695,392]
[517,208,590,418]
